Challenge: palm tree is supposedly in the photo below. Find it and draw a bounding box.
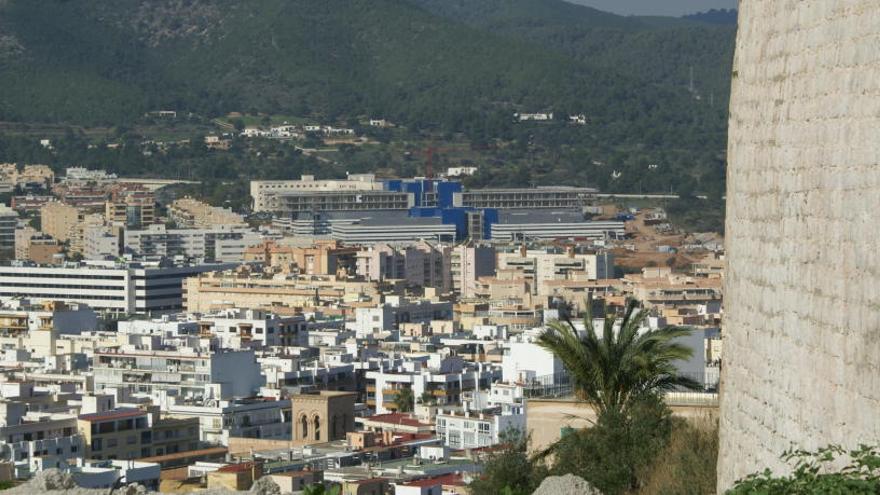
[393,387,415,412]
[537,297,699,419]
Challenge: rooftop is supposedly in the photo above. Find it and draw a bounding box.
[362,413,432,428]
[78,408,146,422]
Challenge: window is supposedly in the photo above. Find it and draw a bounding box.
[300,416,309,439]
[127,435,137,445]
[92,439,102,452]
[313,416,321,441]
[107,438,118,448]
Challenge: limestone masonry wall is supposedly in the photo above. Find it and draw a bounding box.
[719,0,880,489]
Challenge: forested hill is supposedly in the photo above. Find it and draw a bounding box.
[410,0,736,118]
[0,0,734,200]
[0,0,732,126]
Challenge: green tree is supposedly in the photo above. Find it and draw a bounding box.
[418,391,437,406]
[469,430,548,495]
[534,298,702,494]
[537,298,700,419]
[393,387,415,413]
[551,395,673,494]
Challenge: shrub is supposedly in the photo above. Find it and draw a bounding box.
[469,430,548,495]
[728,445,880,494]
[550,394,672,495]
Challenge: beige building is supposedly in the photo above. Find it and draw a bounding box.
[291,391,356,446]
[69,213,107,255]
[341,479,390,495]
[207,461,263,491]
[105,195,155,228]
[169,197,245,229]
[250,174,383,213]
[13,225,64,264]
[355,241,451,292]
[183,269,392,313]
[77,408,201,461]
[269,470,324,493]
[77,408,154,460]
[245,239,360,275]
[0,163,54,189]
[41,201,80,242]
[450,244,496,298]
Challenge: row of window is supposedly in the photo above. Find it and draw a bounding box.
[0,272,125,280]
[0,291,125,301]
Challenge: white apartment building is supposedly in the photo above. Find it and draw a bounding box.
[0,300,98,335]
[366,356,501,413]
[355,241,451,291]
[93,347,265,403]
[436,407,525,450]
[251,174,383,213]
[351,298,453,337]
[0,260,237,314]
[436,383,526,450]
[199,309,308,348]
[116,315,199,338]
[83,225,120,260]
[63,167,117,184]
[497,248,614,295]
[259,355,356,393]
[502,340,564,384]
[165,397,291,445]
[0,411,83,476]
[124,224,261,263]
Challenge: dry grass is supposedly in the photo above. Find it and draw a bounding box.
[638,415,719,495]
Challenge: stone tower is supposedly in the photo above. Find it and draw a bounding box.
[719,0,880,489]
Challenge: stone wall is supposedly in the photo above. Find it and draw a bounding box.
[719,0,880,490]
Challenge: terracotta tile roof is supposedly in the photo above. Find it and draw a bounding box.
[402,474,466,487]
[217,461,259,473]
[365,413,430,428]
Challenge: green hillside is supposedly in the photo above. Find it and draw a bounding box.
[410,0,736,112]
[0,0,734,206]
[0,0,636,124]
